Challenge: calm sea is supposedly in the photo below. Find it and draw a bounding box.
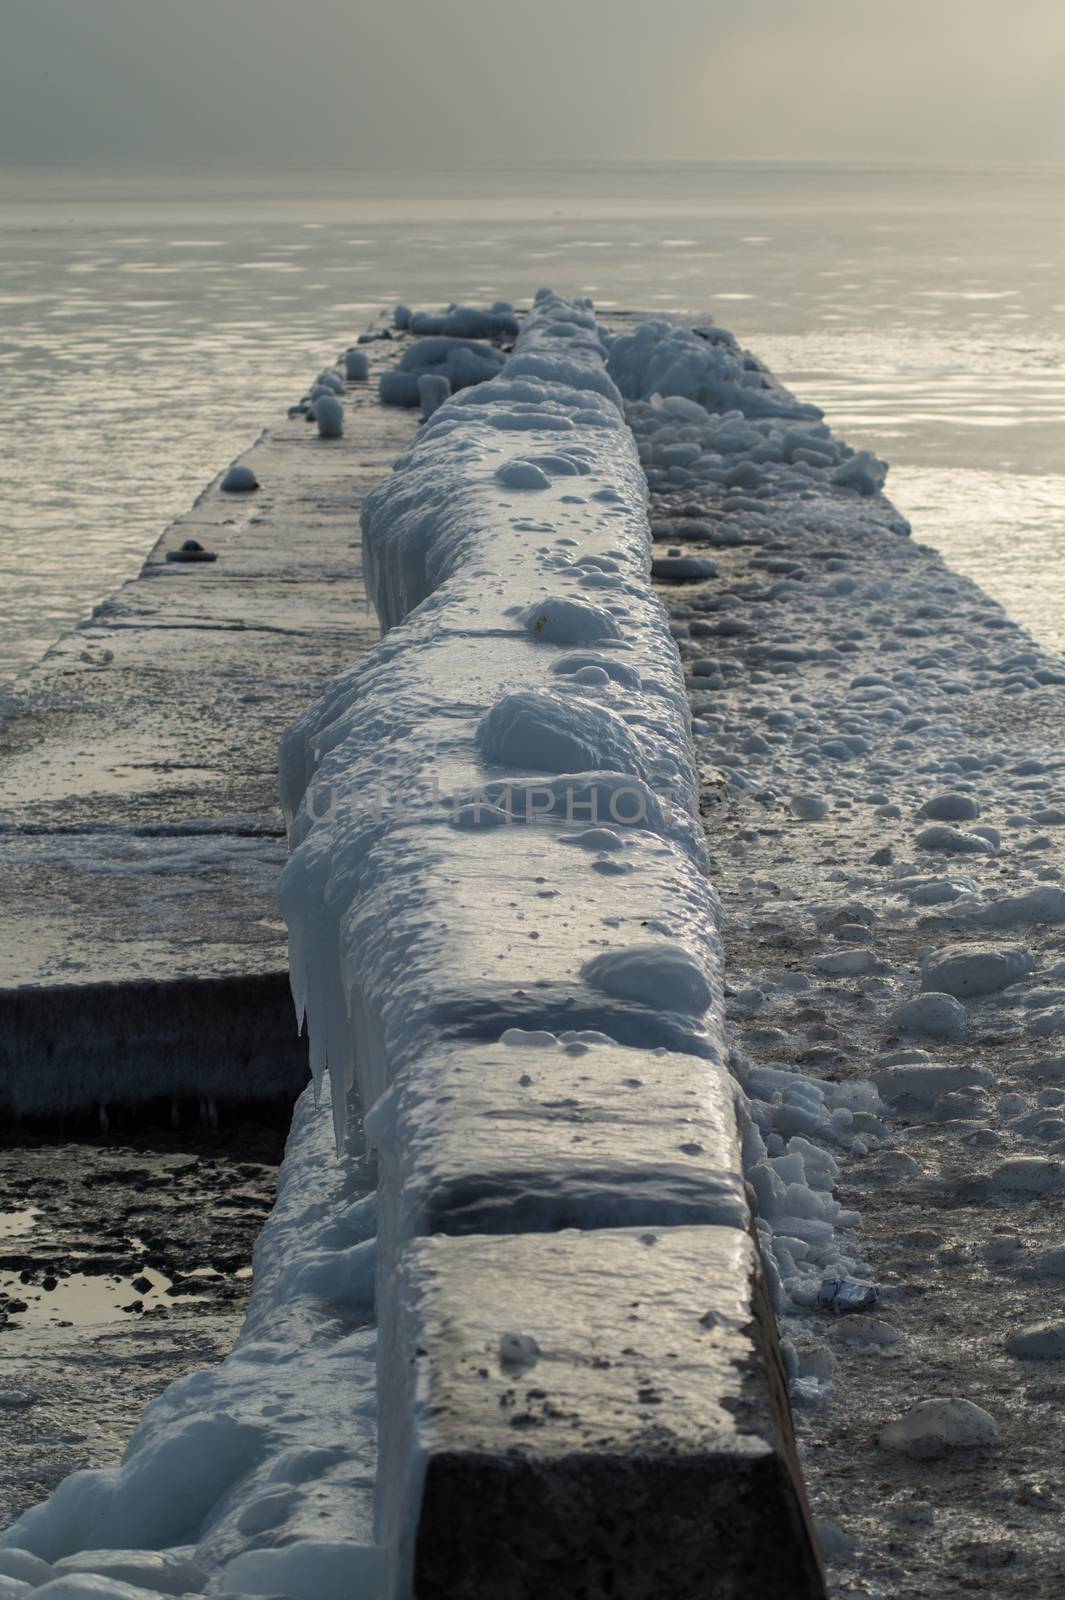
[2,162,1064,681]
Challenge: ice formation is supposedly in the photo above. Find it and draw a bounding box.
[314,394,343,439]
[218,465,258,494]
[608,319,890,504]
[280,293,716,1158]
[407,303,518,339]
[1,1087,380,1596]
[377,337,505,408]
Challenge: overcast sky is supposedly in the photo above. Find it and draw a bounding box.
[2,0,1064,169]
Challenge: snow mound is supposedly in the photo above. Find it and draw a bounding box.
[314,394,343,439]
[3,1414,264,1562]
[219,464,258,494]
[581,943,716,1014]
[477,688,643,776]
[519,597,622,646]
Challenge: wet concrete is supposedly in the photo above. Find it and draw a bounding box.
[0,1113,288,1527]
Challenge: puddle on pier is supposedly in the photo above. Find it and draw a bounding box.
[0,1108,291,1527]
[0,1209,42,1242]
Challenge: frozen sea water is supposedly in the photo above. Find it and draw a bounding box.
[1,160,1064,680]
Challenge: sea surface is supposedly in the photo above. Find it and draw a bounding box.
[2,162,1064,681]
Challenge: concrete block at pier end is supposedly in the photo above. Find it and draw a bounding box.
[385,1226,825,1600]
[373,1040,749,1250]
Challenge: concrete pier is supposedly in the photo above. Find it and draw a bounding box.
[0,337,418,1119]
[399,1226,822,1600]
[1,305,828,1600]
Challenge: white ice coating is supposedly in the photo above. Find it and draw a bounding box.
[610,319,889,500]
[279,291,721,1164]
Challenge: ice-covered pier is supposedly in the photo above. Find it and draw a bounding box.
[5,288,1065,1600]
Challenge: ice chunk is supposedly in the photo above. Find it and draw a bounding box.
[916,824,996,855]
[1005,1322,1065,1360]
[476,689,642,776]
[314,394,343,439]
[921,942,1033,998]
[409,304,519,339]
[581,943,715,1015]
[379,337,504,407]
[832,449,888,496]
[219,464,257,494]
[891,992,967,1041]
[607,319,818,422]
[974,886,1065,927]
[879,1398,997,1459]
[417,373,450,420]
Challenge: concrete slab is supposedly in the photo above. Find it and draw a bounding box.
[374,1039,749,1247]
[0,341,419,1116]
[383,1226,825,1600]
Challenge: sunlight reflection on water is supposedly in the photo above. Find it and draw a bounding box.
[2,163,1064,677]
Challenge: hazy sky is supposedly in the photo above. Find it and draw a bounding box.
[2,0,1064,169]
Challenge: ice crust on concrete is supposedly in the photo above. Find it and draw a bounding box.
[280,291,721,1160]
[278,294,824,1594]
[407,303,519,339]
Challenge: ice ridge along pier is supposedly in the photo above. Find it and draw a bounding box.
[280,292,826,1598]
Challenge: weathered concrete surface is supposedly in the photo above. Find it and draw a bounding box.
[0,338,419,1115]
[0,974,304,1118]
[374,1040,749,1247]
[389,1226,825,1600]
[374,1041,824,1598]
